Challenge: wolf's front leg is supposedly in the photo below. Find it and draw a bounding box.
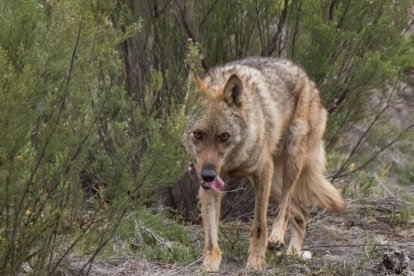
[247,159,273,271]
[199,187,222,272]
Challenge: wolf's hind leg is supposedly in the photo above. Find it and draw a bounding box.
[268,119,307,250]
[267,193,307,254]
[199,188,222,272]
[287,200,308,254]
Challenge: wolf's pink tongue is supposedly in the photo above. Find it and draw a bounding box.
[205,176,225,192]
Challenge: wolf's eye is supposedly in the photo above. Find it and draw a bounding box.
[219,132,230,143]
[192,131,203,140]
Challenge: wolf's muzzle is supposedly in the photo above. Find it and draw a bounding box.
[201,164,217,183]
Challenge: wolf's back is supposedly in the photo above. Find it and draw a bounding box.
[218,57,308,93]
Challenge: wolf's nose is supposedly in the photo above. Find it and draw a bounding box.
[201,164,217,183]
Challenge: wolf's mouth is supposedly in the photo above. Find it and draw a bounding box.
[201,176,225,192]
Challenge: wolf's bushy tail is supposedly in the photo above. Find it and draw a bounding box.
[294,144,344,212]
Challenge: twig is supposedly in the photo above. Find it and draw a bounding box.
[303,243,414,250]
[199,0,219,28]
[330,78,400,182]
[161,254,204,276]
[219,187,245,194]
[336,0,351,30]
[174,0,208,71]
[307,209,328,225]
[290,1,303,59]
[262,0,288,56]
[373,172,395,197]
[333,123,414,180]
[48,200,106,275]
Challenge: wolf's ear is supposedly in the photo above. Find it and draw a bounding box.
[223,74,243,107]
[194,73,207,93]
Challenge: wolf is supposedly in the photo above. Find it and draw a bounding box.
[183,57,344,272]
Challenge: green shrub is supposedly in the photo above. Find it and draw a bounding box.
[0,1,186,274]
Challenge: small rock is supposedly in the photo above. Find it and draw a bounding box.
[374,235,388,245]
[382,248,410,274]
[300,251,312,260]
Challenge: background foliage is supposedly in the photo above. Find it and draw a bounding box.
[0,0,413,274]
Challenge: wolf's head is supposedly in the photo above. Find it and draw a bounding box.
[183,72,246,192]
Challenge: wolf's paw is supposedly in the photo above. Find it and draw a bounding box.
[246,252,265,272]
[267,238,285,250]
[202,251,222,272]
